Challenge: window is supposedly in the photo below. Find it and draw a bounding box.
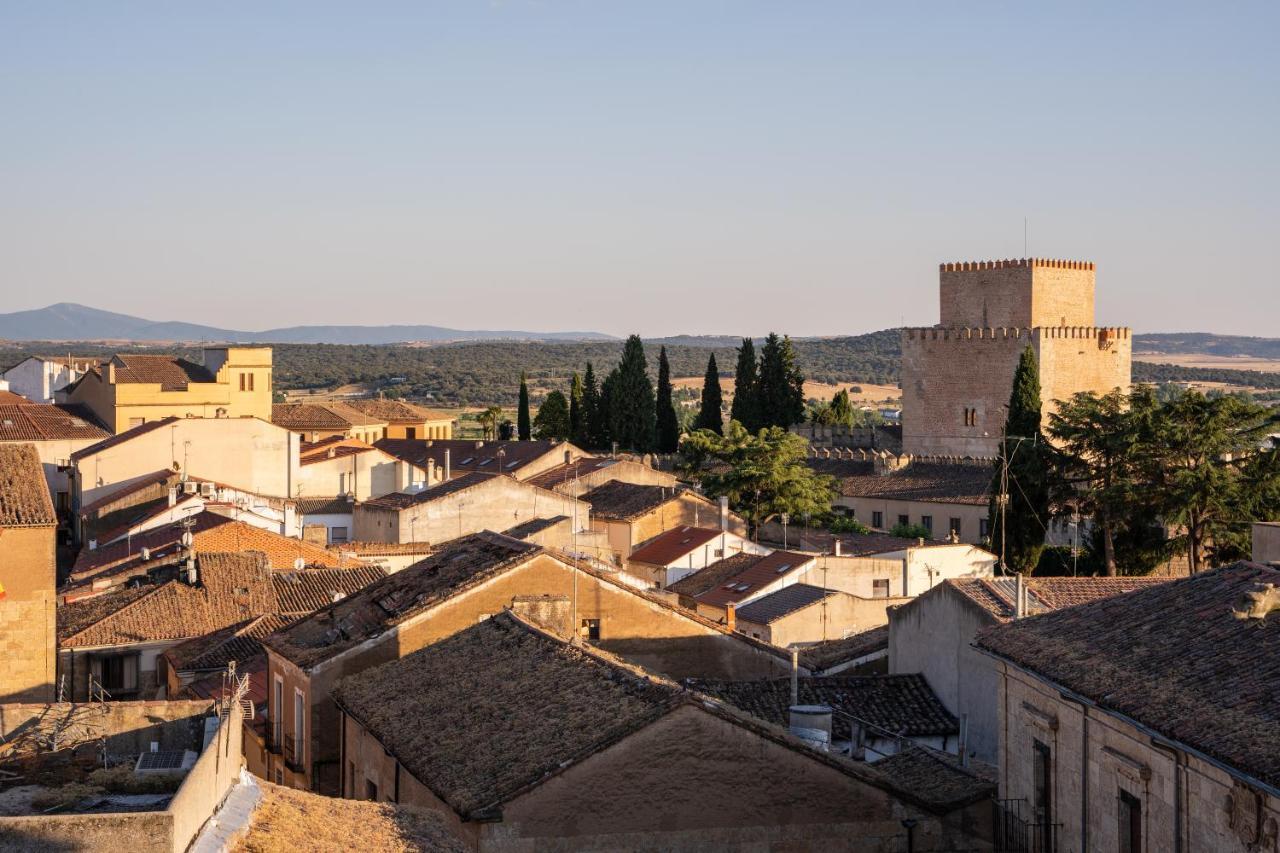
[897,514,909,528]
[871,511,883,529]
[872,579,890,598]
[128,417,145,428]
[56,492,70,512]
[1032,740,1053,844]
[405,427,415,440]
[921,515,933,533]
[237,372,254,392]
[293,690,305,765]
[581,619,601,640]
[273,677,283,747]
[949,517,962,537]
[714,548,724,558]
[365,779,378,801]
[963,407,977,427]
[1118,790,1141,853]
[92,653,139,694]
[329,526,349,545]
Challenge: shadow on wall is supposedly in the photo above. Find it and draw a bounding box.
[0,828,80,853]
[596,636,791,682]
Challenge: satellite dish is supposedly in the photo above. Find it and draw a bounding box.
[293,557,306,571]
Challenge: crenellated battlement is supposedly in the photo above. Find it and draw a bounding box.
[939,257,1095,272]
[901,326,1130,342]
[807,446,995,468]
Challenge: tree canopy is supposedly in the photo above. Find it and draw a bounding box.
[695,353,724,435]
[655,346,680,453]
[533,390,571,440]
[989,346,1050,574]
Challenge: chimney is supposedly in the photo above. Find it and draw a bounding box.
[185,557,198,586]
[787,705,832,753]
[718,496,729,532]
[168,486,177,508]
[725,602,736,633]
[564,449,572,465]
[426,458,436,485]
[444,449,451,481]
[106,363,116,384]
[833,539,842,557]
[1014,573,1026,619]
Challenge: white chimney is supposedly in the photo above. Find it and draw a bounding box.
[444,449,451,481]
[1014,573,1026,619]
[185,557,198,586]
[718,496,729,532]
[788,705,832,753]
[426,458,436,484]
[833,539,842,557]
[167,486,177,508]
[564,449,572,465]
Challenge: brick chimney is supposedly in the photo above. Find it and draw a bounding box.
[725,602,736,632]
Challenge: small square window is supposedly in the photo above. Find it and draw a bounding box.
[871,511,883,529]
[921,515,933,532]
[872,579,890,598]
[898,514,909,528]
[581,619,601,641]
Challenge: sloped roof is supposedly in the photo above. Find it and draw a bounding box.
[263,532,543,668]
[797,625,890,672]
[71,417,179,461]
[0,403,108,442]
[271,566,388,614]
[502,516,569,540]
[108,354,215,389]
[296,496,354,516]
[809,459,991,505]
[374,438,577,477]
[273,402,385,430]
[523,457,618,491]
[628,526,723,566]
[976,562,1280,790]
[689,673,958,739]
[673,550,816,609]
[580,481,695,521]
[0,444,56,527]
[299,437,378,466]
[947,575,1171,623]
[163,613,295,673]
[360,472,497,511]
[77,470,176,516]
[342,398,454,423]
[735,584,839,624]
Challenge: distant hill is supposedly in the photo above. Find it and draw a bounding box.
[0,303,616,344]
[1133,332,1280,359]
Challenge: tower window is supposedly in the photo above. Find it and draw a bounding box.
[963,407,977,427]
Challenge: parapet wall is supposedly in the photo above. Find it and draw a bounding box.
[902,326,1130,342]
[939,258,1095,272]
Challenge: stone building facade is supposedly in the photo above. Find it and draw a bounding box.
[901,259,1131,457]
[0,445,58,703]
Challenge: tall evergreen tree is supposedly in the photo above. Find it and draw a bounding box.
[517,371,531,441]
[606,335,656,452]
[581,362,602,448]
[568,372,584,445]
[989,346,1050,574]
[533,390,571,440]
[756,333,807,428]
[695,353,724,434]
[600,367,619,449]
[730,338,761,432]
[828,389,855,427]
[655,346,680,453]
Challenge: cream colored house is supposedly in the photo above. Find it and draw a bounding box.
[296,436,431,502]
[0,401,110,514]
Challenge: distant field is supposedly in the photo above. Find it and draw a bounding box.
[1136,353,1280,373]
[672,376,900,405]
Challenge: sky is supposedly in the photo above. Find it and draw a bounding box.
[1,2,1277,338]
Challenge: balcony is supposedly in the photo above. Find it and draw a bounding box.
[283,733,305,773]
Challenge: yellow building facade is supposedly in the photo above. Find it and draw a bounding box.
[65,347,273,434]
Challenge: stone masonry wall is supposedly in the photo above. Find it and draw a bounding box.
[940,259,1095,328]
[0,525,56,703]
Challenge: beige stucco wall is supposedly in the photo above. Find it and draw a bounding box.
[267,554,791,792]
[297,451,421,501]
[993,659,1279,853]
[837,496,990,545]
[0,436,103,513]
[548,460,677,498]
[738,591,893,646]
[0,524,56,703]
[74,417,300,508]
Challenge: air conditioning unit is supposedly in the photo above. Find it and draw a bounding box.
[183,481,198,495]
[199,482,216,498]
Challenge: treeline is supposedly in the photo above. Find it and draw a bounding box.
[1132,361,1280,390]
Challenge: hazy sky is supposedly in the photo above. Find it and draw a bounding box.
[2,2,1276,337]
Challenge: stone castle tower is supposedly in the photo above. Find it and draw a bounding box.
[900,258,1131,457]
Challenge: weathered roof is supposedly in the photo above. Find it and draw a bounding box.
[107,354,215,389]
[296,496,354,516]
[673,550,815,609]
[797,625,890,672]
[809,459,991,505]
[947,575,1170,623]
[374,438,576,477]
[689,673,958,739]
[272,402,386,430]
[0,403,109,442]
[70,417,179,460]
[0,444,56,527]
[735,584,838,624]
[271,566,387,614]
[502,516,569,540]
[522,457,617,490]
[803,530,963,556]
[263,532,543,668]
[870,746,997,813]
[627,526,723,566]
[359,472,497,511]
[299,437,378,466]
[580,481,695,522]
[332,611,683,819]
[342,398,454,423]
[976,562,1280,790]
[77,470,176,516]
[163,613,295,673]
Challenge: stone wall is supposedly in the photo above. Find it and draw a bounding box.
[0,699,214,762]
[939,259,1095,328]
[0,525,56,703]
[167,700,244,853]
[0,811,173,853]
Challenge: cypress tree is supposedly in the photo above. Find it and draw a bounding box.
[655,346,680,453]
[757,333,806,428]
[517,371,531,441]
[569,372,584,445]
[989,345,1050,574]
[730,338,761,432]
[607,335,656,452]
[695,353,724,434]
[582,362,604,449]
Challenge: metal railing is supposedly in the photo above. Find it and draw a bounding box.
[282,733,305,772]
[995,798,1060,853]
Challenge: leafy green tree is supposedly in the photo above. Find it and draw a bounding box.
[533,390,571,440]
[988,346,1050,574]
[829,389,855,427]
[679,421,835,536]
[568,373,584,445]
[517,372,531,441]
[890,522,934,540]
[477,405,505,441]
[730,338,761,432]
[695,354,724,435]
[756,333,806,428]
[606,335,656,452]
[1142,389,1279,572]
[581,362,603,448]
[655,346,680,453]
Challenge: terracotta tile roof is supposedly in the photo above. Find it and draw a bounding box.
[0,444,56,526]
[0,403,107,442]
[342,398,454,423]
[108,354,215,389]
[77,471,177,516]
[71,417,179,461]
[59,552,277,647]
[976,562,1280,790]
[272,402,385,430]
[627,526,722,566]
[949,575,1171,623]
[299,437,377,466]
[331,611,682,819]
[870,746,996,812]
[580,481,694,521]
[296,496,354,516]
[0,391,30,404]
[735,584,839,624]
[164,614,296,673]
[181,661,268,709]
[523,457,617,491]
[359,472,496,511]
[374,438,576,477]
[689,673,958,739]
[270,566,388,614]
[68,513,353,590]
[798,625,890,672]
[672,550,816,609]
[809,459,991,505]
[264,532,543,668]
[328,541,433,556]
